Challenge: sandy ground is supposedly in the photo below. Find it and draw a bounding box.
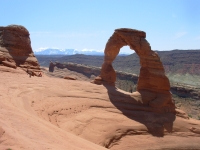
[0,66,200,150]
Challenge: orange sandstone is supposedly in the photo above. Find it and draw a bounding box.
[92,28,175,112]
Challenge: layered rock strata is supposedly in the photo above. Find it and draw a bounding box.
[0,25,40,71]
[92,28,175,112]
[48,62,138,86]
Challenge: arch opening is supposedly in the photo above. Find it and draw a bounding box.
[113,45,138,93]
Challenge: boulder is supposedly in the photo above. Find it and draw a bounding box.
[0,25,40,71]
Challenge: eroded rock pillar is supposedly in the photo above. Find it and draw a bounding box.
[0,25,40,71]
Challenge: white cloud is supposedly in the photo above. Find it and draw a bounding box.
[173,31,188,39]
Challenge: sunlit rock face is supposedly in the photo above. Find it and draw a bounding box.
[92,28,175,112]
[0,25,40,70]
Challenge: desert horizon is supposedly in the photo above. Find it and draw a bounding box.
[1,1,200,149]
[0,24,200,150]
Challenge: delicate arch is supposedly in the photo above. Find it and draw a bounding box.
[96,28,170,92]
[92,28,174,109]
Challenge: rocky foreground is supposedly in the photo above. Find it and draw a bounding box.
[0,66,200,150]
[0,25,200,150]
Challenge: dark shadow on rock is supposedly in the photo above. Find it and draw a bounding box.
[6,47,30,66]
[102,82,176,137]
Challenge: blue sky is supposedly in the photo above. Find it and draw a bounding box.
[1,0,200,53]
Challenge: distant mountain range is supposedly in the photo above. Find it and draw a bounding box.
[36,49,200,86]
[34,49,77,55]
[34,48,130,56]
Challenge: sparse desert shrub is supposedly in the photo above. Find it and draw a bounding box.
[188,114,193,118]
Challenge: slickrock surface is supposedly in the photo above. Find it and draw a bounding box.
[44,63,200,119]
[0,66,200,150]
[1,26,200,150]
[93,28,175,113]
[0,66,106,150]
[0,25,40,71]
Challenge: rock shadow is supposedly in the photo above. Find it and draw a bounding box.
[6,47,30,66]
[102,83,176,137]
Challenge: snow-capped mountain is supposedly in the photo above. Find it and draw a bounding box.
[34,48,131,55]
[34,48,78,55]
[34,48,105,55]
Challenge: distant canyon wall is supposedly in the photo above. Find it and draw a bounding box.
[36,50,200,76]
[50,62,200,100]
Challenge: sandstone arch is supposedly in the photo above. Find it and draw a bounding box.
[93,28,175,110]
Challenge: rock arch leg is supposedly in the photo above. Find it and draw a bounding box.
[100,32,127,83]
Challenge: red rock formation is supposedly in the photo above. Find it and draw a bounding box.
[0,25,40,71]
[92,28,175,112]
